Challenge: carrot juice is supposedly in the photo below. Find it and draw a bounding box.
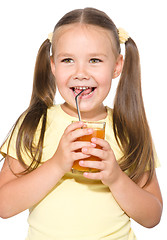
[72,122,106,173]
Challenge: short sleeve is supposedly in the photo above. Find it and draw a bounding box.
[0,112,54,167]
[153,145,160,168]
[0,122,21,160]
[144,142,160,171]
[0,114,36,166]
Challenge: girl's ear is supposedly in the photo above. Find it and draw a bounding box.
[113,54,124,79]
[50,56,56,77]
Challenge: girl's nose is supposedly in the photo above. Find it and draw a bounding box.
[73,64,90,80]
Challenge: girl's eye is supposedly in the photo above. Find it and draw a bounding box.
[90,58,102,63]
[61,58,74,63]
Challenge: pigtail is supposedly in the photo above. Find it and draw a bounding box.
[30,39,56,107]
[10,39,56,175]
[113,38,154,185]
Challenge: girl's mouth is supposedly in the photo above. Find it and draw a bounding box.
[71,86,96,97]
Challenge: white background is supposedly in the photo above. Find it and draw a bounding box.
[0,0,166,239]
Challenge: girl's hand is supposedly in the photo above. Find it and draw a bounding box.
[51,121,96,175]
[79,137,121,187]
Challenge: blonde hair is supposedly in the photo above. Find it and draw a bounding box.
[2,8,154,185]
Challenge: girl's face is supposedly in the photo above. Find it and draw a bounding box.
[51,24,123,120]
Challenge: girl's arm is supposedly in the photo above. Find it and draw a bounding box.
[108,169,163,228]
[80,137,163,228]
[0,121,94,218]
[0,156,65,218]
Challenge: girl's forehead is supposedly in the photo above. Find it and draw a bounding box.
[54,23,112,40]
[52,23,117,55]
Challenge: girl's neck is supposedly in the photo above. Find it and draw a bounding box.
[61,102,107,121]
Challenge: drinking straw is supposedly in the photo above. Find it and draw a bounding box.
[75,89,86,121]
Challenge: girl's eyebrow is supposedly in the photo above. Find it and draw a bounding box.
[56,53,108,58]
[88,53,108,58]
[56,53,74,58]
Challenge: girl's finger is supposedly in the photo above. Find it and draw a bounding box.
[83,171,102,180]
[72,152,91,161]
[82,147,106,160]
[71,141,96,151]
[65,121,85,134]
[91,137,111,151]
[79,160,104,170]
[65,123,94,142]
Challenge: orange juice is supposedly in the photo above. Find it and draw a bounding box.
[72,122,105,173]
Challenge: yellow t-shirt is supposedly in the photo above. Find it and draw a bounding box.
[0,105,160,240]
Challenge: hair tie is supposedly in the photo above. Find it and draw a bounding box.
[48,32,53,43]
[118,28,129,44]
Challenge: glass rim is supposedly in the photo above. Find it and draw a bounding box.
[72,120,106,124]
[71,121,106,129]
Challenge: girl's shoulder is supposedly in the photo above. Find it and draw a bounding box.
[47,104,61,119]
[106,106,113,121]
[47,104,76,122]
[46,104,64,127]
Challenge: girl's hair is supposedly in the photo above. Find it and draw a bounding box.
[2,8,154,185]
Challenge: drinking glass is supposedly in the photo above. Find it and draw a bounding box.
[72,121,106,174]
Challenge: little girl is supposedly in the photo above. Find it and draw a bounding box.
[0,7,163,240]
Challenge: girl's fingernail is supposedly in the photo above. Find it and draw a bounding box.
[88,128,93,133]
[82,148,88,153]
[79,161,84,165]
[91,143,96,147]
[91,137,96,142]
